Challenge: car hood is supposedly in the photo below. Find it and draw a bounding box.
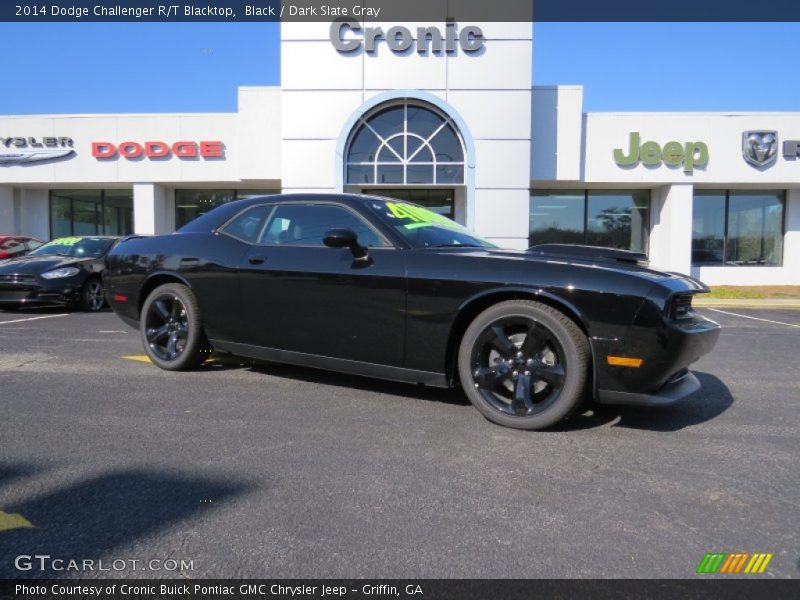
[444,245,709,291]
[0,254,90,275]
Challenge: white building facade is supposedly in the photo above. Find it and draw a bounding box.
[1,22,799,285]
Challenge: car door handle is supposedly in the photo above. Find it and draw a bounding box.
[249,256,267,265]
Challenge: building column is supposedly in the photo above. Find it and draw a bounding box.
[474,189,530,250]
[784,188,800,284]
[648,183,693,275]
[133,183,170,235]
[19,189,49,240]
[0,186,14,233]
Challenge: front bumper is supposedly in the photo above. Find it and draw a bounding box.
[0,277,83,307]
[596,370,701,406]
[592,308,721,407]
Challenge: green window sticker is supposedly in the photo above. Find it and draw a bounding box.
[54,237,82,246]
[386,202,465,231]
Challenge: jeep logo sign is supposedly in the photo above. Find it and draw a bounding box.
[330,21,484,54]
[614,132,709,173]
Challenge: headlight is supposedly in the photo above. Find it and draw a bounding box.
[41,267,80,279]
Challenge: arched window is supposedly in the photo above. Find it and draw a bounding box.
[345,102,465,186]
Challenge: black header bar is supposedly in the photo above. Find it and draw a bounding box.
[3,1,800,22]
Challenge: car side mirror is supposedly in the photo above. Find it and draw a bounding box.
[323,228,368,260]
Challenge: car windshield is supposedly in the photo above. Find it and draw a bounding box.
[30,237,114,258]
[367,199,496,249]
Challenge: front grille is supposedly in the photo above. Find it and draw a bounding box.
[0,274,36,283]
[671,294,694,320]
[0,291,30,301]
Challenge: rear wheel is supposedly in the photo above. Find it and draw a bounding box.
[140,283,208,371]
[458,300,590,430]
[79,278,106,312]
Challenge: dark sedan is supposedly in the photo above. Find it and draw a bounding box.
[0,236,119,312]
[104,194,720,430]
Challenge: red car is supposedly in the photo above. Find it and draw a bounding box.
[0,236,44,261]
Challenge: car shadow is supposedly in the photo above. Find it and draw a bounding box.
[217,358,732,427]
[552,372,734,432]
[0,468,251,578]
[245,359,471,407]
[0,305,111,315]
[0,462,43,491]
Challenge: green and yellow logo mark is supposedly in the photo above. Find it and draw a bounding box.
[696,552,773,574]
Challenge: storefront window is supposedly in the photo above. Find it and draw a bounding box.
[175,189,278,229]
[691,192,726,264]
[587,191,650,253]
[692,190,784,266]
[49,190,133,238]
[50,196,72,238]
[529,191,585,245]
[345,101,466,186]
[529,190,650,253]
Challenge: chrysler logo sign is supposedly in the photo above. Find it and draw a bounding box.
[742,131,778,168]
[331,21,484,54]
[0,136,75,166]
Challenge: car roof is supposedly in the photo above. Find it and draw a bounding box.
[50,235,121,239]
[234,192,394,208]
[178,193,401,234]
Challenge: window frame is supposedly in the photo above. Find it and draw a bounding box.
[174,188,280,230]
[691,189,786,267]
[345,101,466,187]
[218,201,394,249]
[217,204,276,245]
[49,189,133,238]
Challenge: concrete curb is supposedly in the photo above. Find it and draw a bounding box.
[694,298,800,309]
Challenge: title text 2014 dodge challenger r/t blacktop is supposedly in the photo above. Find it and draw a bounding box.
[103,193,720,430]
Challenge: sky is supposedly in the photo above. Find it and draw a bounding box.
[1,22,799,115]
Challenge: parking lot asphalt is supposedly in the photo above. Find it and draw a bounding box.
[0,306,798,579]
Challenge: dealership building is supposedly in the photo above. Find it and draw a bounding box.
[1,22,799,285]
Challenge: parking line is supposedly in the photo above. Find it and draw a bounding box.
[0,314,69,326]
[122,355,152,363]
[707,308,800,329]
[0,510,34,532]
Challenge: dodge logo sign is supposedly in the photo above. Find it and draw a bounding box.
[742,131,779,168]
[92,140,225,160]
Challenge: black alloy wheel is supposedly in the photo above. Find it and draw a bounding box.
[140,283,208,370]
[81,278,106,312]
[458,300,590,430]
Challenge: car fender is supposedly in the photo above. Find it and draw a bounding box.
[444,285,593,386]
[137,270,194,312]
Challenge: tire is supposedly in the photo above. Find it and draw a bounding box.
[140,283,208,371]
[457,300,590,430]
[79,277,106,312]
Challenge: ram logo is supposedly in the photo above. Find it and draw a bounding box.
[742,131,779,168]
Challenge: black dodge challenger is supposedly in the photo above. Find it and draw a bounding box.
[104,193,720,430]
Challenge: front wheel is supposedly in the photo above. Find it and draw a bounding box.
[458,300,590,430]
[140,283,208,371]
[80,278,106,312]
